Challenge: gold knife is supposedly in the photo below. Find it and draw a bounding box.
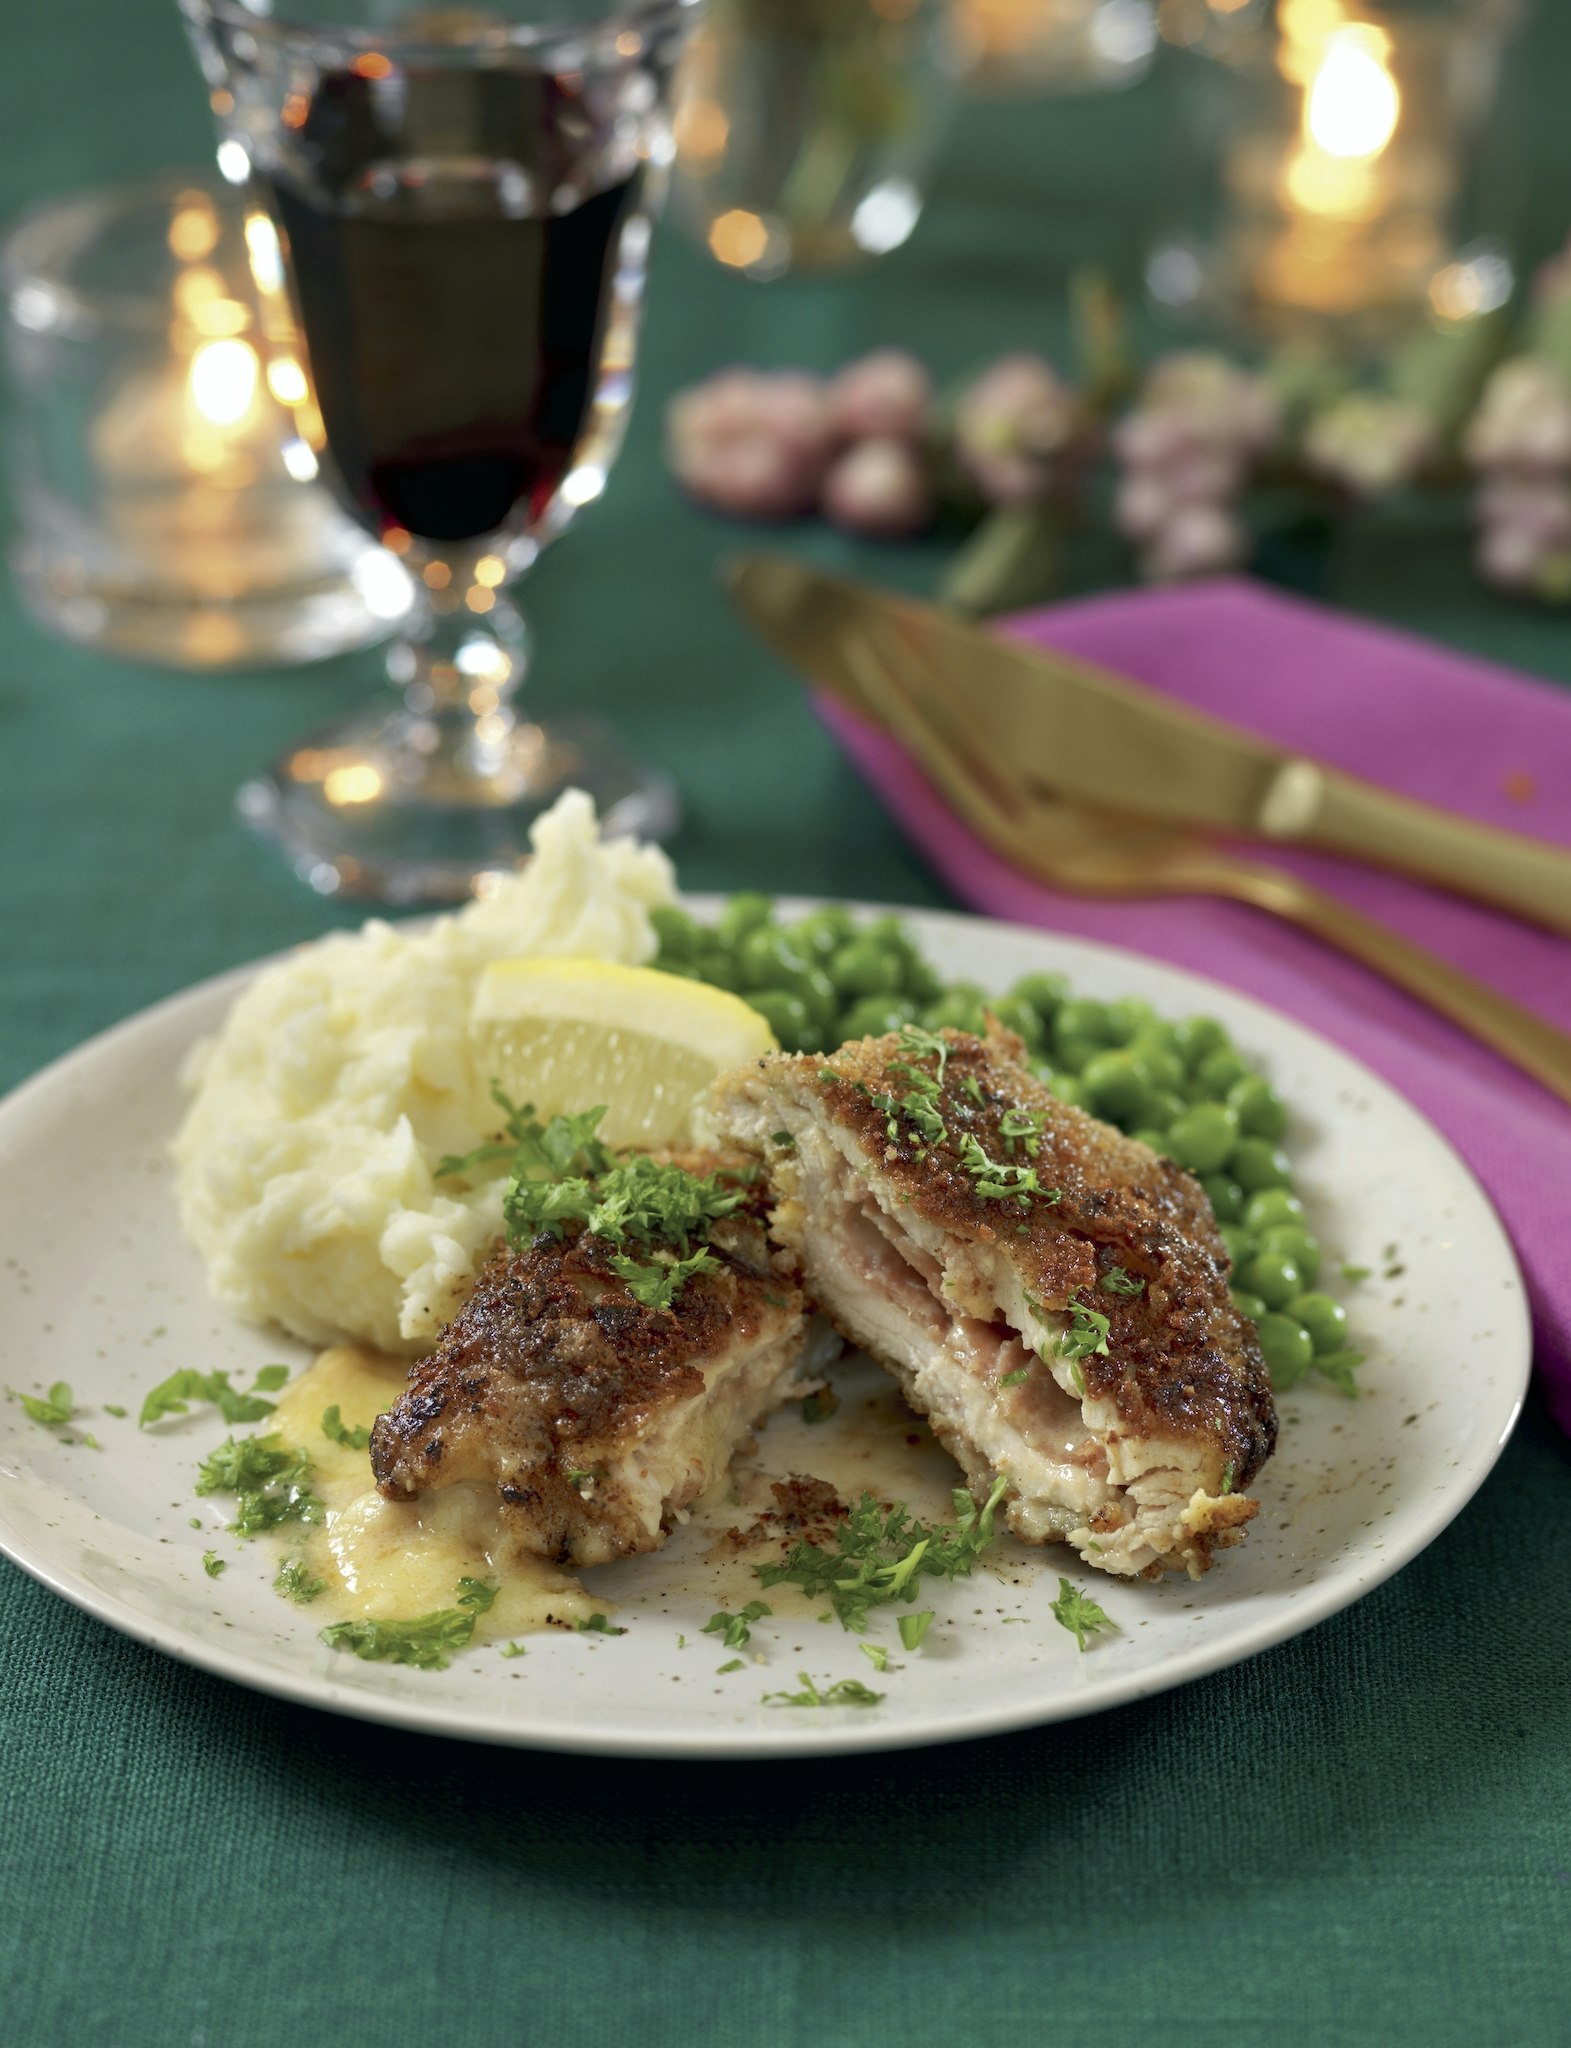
[727,555,1571,938]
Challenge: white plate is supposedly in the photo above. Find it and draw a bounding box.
[0,902,1529,1758]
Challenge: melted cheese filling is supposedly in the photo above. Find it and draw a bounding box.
[267,1346,600,1636]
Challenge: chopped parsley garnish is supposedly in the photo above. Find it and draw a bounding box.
[1220,1461,1235,1497]
[500,1641,527,1659]
[769,1130,796,1151]
[202,1551,225,1579]
[1313,1349,1365,1398]
[1340,1262,1372,1283]
[139,1365,287,1430]
[898,1610,935,1652]
[998,1107,1045,1155]
[443,1096,749,1310]
[860,1642,891,1672]
[1051,1577,1117,1651]
[456,1577,498,1614]
[274,1558,325,1603]
[1099,1265,1145,1297]
[896,1022,951,1075]
[756,1474,1009,1634]
[702,1600,770,1650]
[960,1074,986,1107]
[10,1381,74,1428]
[103,1404,127,1419]
[322,1609,479,1671]
[195,1434,323,1537]
[800,1385,839,1424]
[575,1612,626,1636]
[1059,1302,1112,1364]
[957,1133,1053,1206]
[716,1658,745,1674]
[321,1405,372,1451]
[999,1364,1033,1389]
[765,1672,884,1709]
[610,1245,720,1310]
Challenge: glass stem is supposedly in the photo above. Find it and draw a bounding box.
[386,584,531,793]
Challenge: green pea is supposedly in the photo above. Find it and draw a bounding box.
[1047,1074,1089,1110]
[748,989,812,1050]
[1053,1034,1103,1077]
[924,991,988,1035]
[863,913,920,957]
[1055,999,1118,1050]
[1256,1311,1315,1387]
[716,892,775,948]
[828,938,905,999]
[1218,1223,1256,1266]
[1193,1048,1253,1100]
[1165,1102,1241,1174]
[1080,1049,1158,1125]
[1258,1226,1320,1285]
[987,995,1044,1051]
[1130,1125,1171,1152]
[903,958,946,1005]
[692,950,737,992]
[1104,998,1157,1045]
[839,995,915,1042]
[1230,1290,1267,1324]
[1149,1089,1187,1128]
[793,965,838,1030]
[737,925,811,993]
[1238,1250,1303,1310]
[1127,1035,1185,1095]
[649,905,702,961]
[1174,1015,1231,1067]
[1243,1188,1306,1232]
[1231,1136,1293,1190]
[1286,1291,1347,1354]
[789,908,856,961]
[1011,972,1070,1029]
[1227,1075,1287,1140]
[1199,1174,1245,1223]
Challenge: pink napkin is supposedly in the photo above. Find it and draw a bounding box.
[817,576,1571,1430]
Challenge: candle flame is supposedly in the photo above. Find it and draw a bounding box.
[190,338,259,428]
[1304,29,1398,160]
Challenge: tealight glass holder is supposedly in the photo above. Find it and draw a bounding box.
[3,173,410,670]
[672,0,956,279]
[1147,0,1522,347]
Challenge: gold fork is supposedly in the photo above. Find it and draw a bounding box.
[827,632,1571,1111]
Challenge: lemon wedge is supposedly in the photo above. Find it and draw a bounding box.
[469,957,777,1150]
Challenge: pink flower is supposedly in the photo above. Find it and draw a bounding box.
[1475,476,1571,547]
[1464,358,1571,473]
[665,368,834,518]
[954,354,1077,506]
[1142,502,1248,582]
[1139,352,1280,457]
[1112,473,1171,542]
[1304,394,1433,496]
[826,350,932,442]
[820,437,933,537]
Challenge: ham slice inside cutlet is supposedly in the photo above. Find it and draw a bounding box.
[713,1028,1277,1580]
[369,1154,826,1568]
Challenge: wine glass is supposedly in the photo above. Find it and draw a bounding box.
[177,0,700,902]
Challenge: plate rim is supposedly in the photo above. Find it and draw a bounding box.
[0,898,1532,1759]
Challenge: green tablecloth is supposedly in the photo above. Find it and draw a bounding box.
[3,7,1568,2042]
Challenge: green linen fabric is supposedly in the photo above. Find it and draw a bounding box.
[2,5,1569,2043]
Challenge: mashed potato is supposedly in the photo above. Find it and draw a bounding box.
[173,791,676,1354]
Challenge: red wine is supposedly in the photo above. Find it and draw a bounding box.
[264,65,645,546]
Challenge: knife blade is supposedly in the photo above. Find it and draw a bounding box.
[727,554,1571,939]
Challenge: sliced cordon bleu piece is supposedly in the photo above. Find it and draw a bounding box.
[369,1155,824,1567]
[713,1027,1276,1580]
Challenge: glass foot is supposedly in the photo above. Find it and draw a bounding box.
[237,708,680,904]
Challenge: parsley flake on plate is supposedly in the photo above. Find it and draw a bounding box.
[756,1475,1008,1636]
[140,1365,287,1430]
[1051,1576,1117,1652]
[9,1382,74,1429]
[799,1385,839,1424]
[898,1610,936,1653]
[201,1551,225,1579]
[274,1558,326,1604]
[195,1434,323,1538]
[702,1600,770,1650]
[1059,1302,1112,1364]
[575,1612,626,1636]
[321,1405,372,1451]
[765,1672,884,1709]
[1099,1265,1145,1298]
